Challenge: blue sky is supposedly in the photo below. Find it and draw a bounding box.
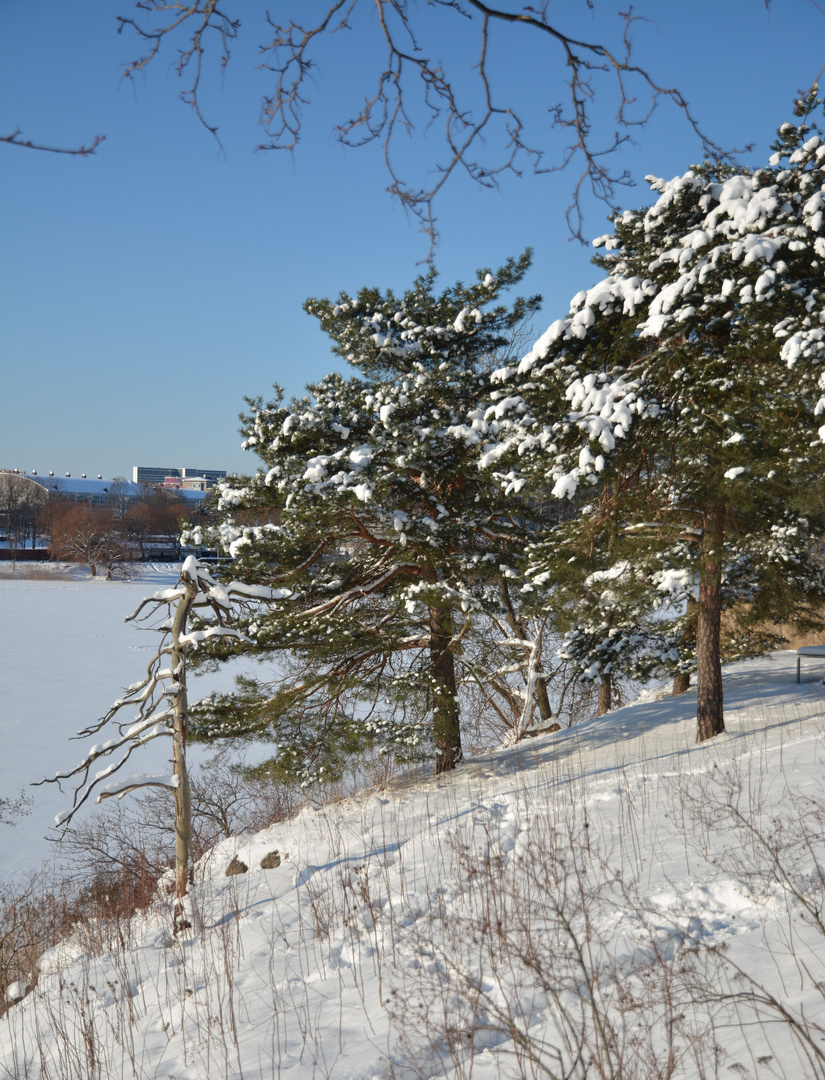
[2,0,825,480]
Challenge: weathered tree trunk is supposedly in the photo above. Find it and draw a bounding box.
[498,579,553,722]
[429,605,462,773]
[170,568,197,930]
[696,510,725,742]
[597,673,612,716]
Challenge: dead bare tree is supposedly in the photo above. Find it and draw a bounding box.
[114,1,740,251]
[45,503,130,579]
[37,557,289,932]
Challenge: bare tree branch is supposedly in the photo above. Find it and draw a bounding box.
[115,1,746,254]
[0,130,105,157]
[117,0,241,151]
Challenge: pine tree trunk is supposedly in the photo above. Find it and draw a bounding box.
[429,605,462,773]
[597,673,612,716]
[672,672,691,695]
[534,676,553,722]
[696,510,725,743]
[672,597,697,695]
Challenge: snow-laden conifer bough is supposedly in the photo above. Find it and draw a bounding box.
[36,556,289,932]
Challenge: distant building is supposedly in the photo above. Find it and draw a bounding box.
[1,471,209,509]
[162,475,213,492]
[31,475,140,508]
[133,466,227,485]
[2,467,221,512]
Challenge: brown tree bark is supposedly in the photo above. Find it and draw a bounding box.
[429,605,462,773]
[672,672,690,695]
[597,673,612,716]
[672,598,697,695]
[534,677,553,722]
[695,509,725,742]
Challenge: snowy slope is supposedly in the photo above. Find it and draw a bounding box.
[2,644,825,1079]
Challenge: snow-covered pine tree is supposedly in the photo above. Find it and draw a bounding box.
[479,95,825,742]
[521,488,802,714]
[188,253,552,775]
[520,501,687,716]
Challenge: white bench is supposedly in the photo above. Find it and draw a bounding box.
[796,645,825,683]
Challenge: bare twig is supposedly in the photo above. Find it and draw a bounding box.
[0,130,105,156]
[117,0,241,150]
[117,1,743,254]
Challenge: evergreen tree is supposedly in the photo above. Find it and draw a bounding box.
[479,96,825,742]
[188,253,549,777]
[522,504,685,717]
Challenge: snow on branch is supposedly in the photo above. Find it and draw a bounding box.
[50,725,175,826]
[300,561,421,618]
[95,772,180,802]
[39,557,284,838]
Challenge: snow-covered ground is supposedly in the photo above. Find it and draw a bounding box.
[2,570,825,1077]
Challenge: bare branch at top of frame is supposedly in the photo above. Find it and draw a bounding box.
[1,130,106,157]
[117,0,242,151]
[118,1,749,254]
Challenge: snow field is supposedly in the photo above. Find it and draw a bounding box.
[2,643,825,1077]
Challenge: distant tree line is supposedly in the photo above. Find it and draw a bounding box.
[0,475,202,575]
[0,475,47,554]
